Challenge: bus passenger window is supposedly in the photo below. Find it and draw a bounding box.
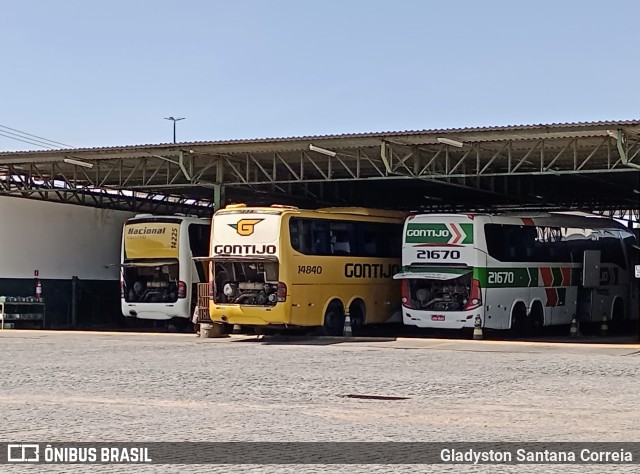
[289,219,301,251]
[311,220,330,255]
[363,234,377,256]
[332,237,351,255]
[330,228,352,255]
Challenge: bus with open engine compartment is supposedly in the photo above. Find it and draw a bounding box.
[207,204,406,335]
[394,212,638,335]
[120,214,210,326]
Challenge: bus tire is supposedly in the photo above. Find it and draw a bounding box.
[510,303,527,338]
[349,300,366,336]
[528,302,544,336]
[611,299,625,332]
[323,301,345,337]
[172,317,190,333]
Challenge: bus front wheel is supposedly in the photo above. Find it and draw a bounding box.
[323,302,345,336]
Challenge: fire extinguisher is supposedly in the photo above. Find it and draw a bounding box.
[35,279,42,301]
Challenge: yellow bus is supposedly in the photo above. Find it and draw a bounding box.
[208,204,406,335]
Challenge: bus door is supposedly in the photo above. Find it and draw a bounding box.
[577,250,601,322]
[474,250,489,325]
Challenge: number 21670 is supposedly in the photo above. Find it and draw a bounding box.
[416,249,460,260]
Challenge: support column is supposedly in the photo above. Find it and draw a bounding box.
[213,183,226,210]
[214,158,225,210]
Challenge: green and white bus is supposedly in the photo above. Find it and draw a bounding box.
[394,212,638,334]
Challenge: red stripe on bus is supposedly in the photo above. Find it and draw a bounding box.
[521,218,535,226]
[450,224,462,244]
[561,267,571,286]
[545,288,557,307]
[540,267,553,287]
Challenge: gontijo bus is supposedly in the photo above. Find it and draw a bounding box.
[121,214,210,325]
[207,204,406,335]
[394,212,638,334]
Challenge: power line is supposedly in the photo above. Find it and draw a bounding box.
[0,124,75,149]
[0,129,66,149]
[0,131,60,150]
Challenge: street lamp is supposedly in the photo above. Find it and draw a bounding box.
[164,117,185,143]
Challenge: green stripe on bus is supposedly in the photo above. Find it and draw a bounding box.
[411,266,572,288]
[405,223,452,243]
[405,223,474,244]
[476,267,561,288]
[527,267,539,287]
[459,223,473,244]
[475,267,537,288]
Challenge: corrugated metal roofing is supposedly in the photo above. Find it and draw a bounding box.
[1,119,638,155]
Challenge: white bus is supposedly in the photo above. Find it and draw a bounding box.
[394,212,638,335]
[120,214,211,327]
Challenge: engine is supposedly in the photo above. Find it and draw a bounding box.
[218,281,279,306]
[413,284,469,311]
[127,280,178,303]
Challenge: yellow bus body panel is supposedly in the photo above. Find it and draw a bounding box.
[211,303,289,326]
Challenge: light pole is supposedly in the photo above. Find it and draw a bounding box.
[164,116,185,143]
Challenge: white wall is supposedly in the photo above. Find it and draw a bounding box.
[0,197,134,280]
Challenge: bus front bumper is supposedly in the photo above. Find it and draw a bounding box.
[122,302,188,320]
[403,308,479,329]
[210,304,288,326]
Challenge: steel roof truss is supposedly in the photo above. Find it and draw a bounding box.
[511,140,541,173]
[479,142,510,175]
[576,136,608,171]
[302,152,329,180]
[417,148,443,176]
[223,157,248,184]
[332,153,357,179]
[276,152,300,181]
[390,149,414,175]
[543,138,577,171]
[98,162,118,187]
[448,148,473,175]
[249,153,275,183]
[121,159,143,187]
[191,159,220,183]
[358,149,385,178]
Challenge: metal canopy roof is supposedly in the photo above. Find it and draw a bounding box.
[0,120,639,221]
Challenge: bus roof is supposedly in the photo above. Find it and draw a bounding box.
[216,203,297,215]
[217,203,406,219]
[316,207,407,218]
[126,214,209,224]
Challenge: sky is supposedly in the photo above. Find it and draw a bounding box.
[2,0,640,151]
